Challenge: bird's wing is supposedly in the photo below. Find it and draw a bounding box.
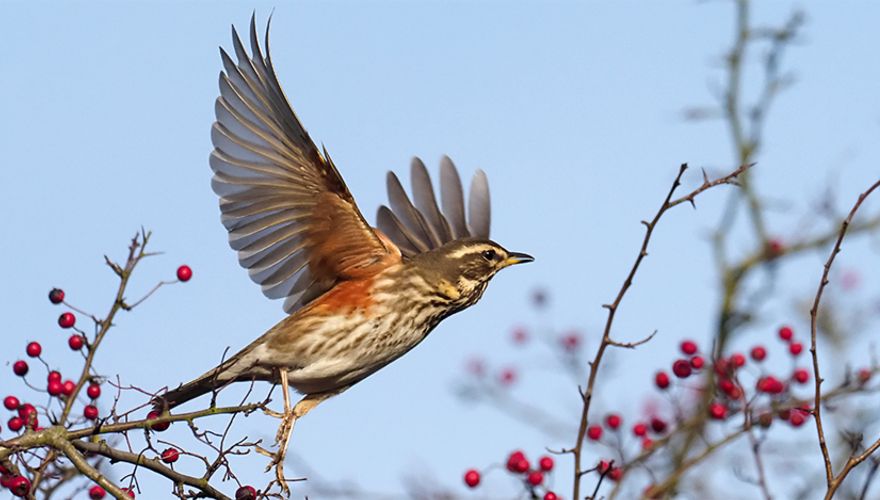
[377,156,491,257]
[211,16,398,314]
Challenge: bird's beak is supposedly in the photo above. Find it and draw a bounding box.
[502,252,535,267]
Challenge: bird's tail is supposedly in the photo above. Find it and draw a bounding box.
[152,354,244,411]
[154,374,217,411]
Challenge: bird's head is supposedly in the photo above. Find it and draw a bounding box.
[413,239,534,306]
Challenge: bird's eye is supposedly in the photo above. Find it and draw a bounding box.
[482,249,497,261]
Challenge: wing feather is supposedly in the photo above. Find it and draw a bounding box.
[212,16,398,313]
[378,156,491,257]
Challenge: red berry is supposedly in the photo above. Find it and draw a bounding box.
[511,326,529,345]
[12,361,28,377]
[18,403,36,420]
[714,357,731,376]
[690,356,705,370]
[539,455,554,471]
[506,451,528,472]
[597,460,612,474]
[47,380,63,396]
[789,342,804,356]
[61,380,76,396]
[718,377,735,393]
[789,410,806,427]
[544,493,558,500]
[604,413,622,430]
[729,353,746,368]
[7,417,23,432]
[68,335,85,351]
[87,383,101,399]
[147,410,170,431]
[527,471,544,486]
[858,368,872,385]
[708,402,727,420]
[8,475,30,497]
[89,485,107,499]
[650,417,667,434]
[83,405,99,420]
[641,437,654,450]
[672,359,692,378]
[632,422,648,437]
[778,325,794,341]
[609,467,623,481]
[48,288,65,304]
[122,488,135,498]
[4,396,20,410]
[757,376,785,394]
[161,447,180,463]
[463,469,480,488]
[176,265,193,282]
[561,332,581,351]
[654,371,670,389]
[767,238,784,256]
[58,312,76,329]
[235,486,257,500]
[680,340,698,355]
[793,368,810,384]
[48,371,62,383]
[750,345,767,362]
[25,342,42,358]
[499,367,517,386]
[587,424,603,440]
[465,357,485,377]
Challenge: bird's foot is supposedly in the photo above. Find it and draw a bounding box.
[274,411,295,445]
[254,446,291,496]
[263,408,285,419]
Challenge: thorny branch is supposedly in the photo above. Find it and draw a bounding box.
[0,232,283,499]
[810,179,880,499]
[570,163,750,500]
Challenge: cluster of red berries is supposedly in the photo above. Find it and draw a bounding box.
[463,450,559,499]
[0,466,30,498]
[8,336,104,428]
[587,410,661,459]
[509,325,582,352]
[647,327,852,428]
[2,268,193,497]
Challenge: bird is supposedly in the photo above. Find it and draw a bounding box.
[155,15,533,492]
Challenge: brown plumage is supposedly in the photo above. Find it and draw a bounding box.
[156,15,532,493]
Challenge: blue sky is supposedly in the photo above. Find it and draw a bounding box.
[2,2,880,498]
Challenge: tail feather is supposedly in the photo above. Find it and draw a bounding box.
[153,352,250,411]
[154,375,218,411]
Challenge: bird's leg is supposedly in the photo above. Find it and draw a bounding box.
[266,391,334,496]
[274,370,293,445]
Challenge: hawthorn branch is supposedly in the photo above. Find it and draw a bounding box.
[570,163,749,500]
[60,230,154,426]
[72,440,232,500]
[810,179,880,497]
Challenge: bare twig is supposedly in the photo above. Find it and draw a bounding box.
[810,179,880,497]
[570,163,749,500]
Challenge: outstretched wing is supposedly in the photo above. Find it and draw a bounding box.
[211,16,398,314]
[377,156,490,257]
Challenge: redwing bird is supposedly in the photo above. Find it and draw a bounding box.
[157,16,532,491]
